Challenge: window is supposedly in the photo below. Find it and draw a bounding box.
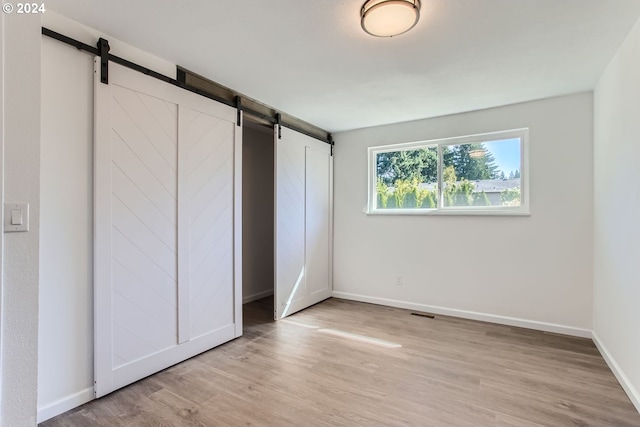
[368,129,528,215]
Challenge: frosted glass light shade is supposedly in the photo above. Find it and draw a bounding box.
[361,0,421,37]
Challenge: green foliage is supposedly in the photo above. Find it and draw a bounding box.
[375,178,438,210]
[393,180,412,208]
[501,187,521,206]
[443,165,457,186]
[449,180,475,206]
[443,143,500,181]
[473,191,491,207]
[410,178,436,209]
[376,178,390,208]
[424,192,436,208]
[377,142,501,193]
[443,165,475,207]
[444,191,454,207]
[376,148,437,185]
[375,147,520,210]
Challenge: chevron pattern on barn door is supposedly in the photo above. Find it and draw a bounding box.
[275,136,306,318]
[110,84,179,368]
[95,60,241,398]
[275,127,333,320]
[187,110,235,339]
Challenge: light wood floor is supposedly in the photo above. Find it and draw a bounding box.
[41,297,640,427]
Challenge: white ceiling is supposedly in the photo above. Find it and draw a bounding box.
[49,0,640,132]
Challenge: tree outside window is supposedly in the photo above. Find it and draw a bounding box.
[372,133,524,212]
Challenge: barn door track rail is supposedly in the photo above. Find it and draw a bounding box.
[41,27,334,148]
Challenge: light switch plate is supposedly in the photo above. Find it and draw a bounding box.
[4,203,29,232]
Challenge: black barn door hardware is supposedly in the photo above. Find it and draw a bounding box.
[42,27,334,146]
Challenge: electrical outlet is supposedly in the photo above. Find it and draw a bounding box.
[395,275,403,286]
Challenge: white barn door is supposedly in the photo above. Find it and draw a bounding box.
[94,60,242,397]
[275,127,332,319]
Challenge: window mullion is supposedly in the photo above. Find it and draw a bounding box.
[437,144,443,209]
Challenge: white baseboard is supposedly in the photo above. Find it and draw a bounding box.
[243,289,274,304]
[331,291,592,338]
[37,386,94,423]
[592,331,640,413]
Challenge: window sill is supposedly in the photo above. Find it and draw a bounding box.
[366,208,531,217]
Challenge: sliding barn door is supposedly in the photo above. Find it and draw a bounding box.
[94,60,242,397]
[275,127,332,319]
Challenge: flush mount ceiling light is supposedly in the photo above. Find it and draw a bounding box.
[361,0,421,37]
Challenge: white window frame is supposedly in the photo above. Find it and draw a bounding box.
[367,128,530,216]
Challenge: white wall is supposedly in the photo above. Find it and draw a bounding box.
[37,12,176,422]
[1,11,41,427]
[593,17,640,412]
[38,36,94,421]
[333,93,594,336]
[242,123,274,303]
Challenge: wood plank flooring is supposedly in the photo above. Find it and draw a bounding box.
[41,297,640,426]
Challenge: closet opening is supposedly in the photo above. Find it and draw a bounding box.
[242,118,276,321]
